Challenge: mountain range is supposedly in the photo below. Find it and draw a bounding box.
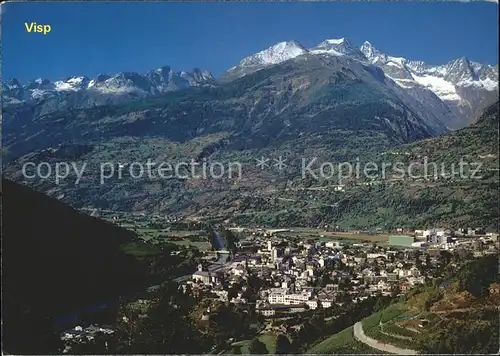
[222,38,498,129]
[3,38,498,130]
[4,67,214,102]
[2,37,498,229]
[2,67,215,117]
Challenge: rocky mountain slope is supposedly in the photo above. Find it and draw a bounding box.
[4,38,496,131]
[3,53,444,162]
[223,38,498,129]
[2,66,215,117]
[319,101,499,230]
[3,82,498,231]
[4,67,214,102]
[3,52,454,223]
[361,41,498,128]
[2,37,498,229]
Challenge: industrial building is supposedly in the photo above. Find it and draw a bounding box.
[389,235,416,247]
[422,229,452,244]
[411,241,428,248]
[428,234,452,244]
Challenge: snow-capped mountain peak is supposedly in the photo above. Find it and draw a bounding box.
[237,40,309,68]
[221,37,497,128]
[357,43,498,127]
[6,78,21,89]
[360,41,383,60]
[4,36,498,132]
[219,40,309,81]
[324,37,347,45]
[3,66,215,103]
[360,41,407,67]
[155,65,172,74]
[310,37,365,60]
[54,76,90,92]
[191,68,215,81]
[95,74,111,82]
[443,57,477,83]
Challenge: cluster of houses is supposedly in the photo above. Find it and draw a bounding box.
[58,223,498,352]
[185,236,432,318]
[251,244,428,317]
[60,325,115,353]
[183,226,499,319]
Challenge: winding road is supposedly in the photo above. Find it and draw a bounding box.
[353,322,418,355]
[353,306,500,354]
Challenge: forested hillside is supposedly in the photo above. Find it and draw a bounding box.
[2,178,148,354]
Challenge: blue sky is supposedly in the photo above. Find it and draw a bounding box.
[1,1,498,82]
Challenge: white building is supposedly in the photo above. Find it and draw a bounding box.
[325,241,342,249]
[306,300,318,310]
[411,241,428,248]
[321,300,333,308]
[268,289,313,305]
[271,247,283,261]
[214,290,229,301]
[367,253,386,259]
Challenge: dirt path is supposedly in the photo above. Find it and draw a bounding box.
[433,306,498,314]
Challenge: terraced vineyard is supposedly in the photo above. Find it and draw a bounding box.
[365,324,420,351]
[308,326,385,354]
[381,322,417,338]
[351,255,500,354]
[358,303,423,353]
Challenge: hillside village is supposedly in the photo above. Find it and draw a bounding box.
[59,216,499,354]
[186,227,498,317]
[2,3,498,355]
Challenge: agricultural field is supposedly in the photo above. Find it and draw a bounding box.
[120,242,161,257]
[273,227,390,243]
[131,228,212,250]
[325,232,390,243]
[167,239,212,250]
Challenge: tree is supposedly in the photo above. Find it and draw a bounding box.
[440,250,452,265]
[320,272,333,287]
[391,285,402,298]
[232,345,242,354]
[248,338,267,354]
[114,282,208,354]
[310,314,326,335]
[374,297,386,312]
[227,282,242,302]
[415,250,422,268]
[275,333,291,354]
[2,312,64,355]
